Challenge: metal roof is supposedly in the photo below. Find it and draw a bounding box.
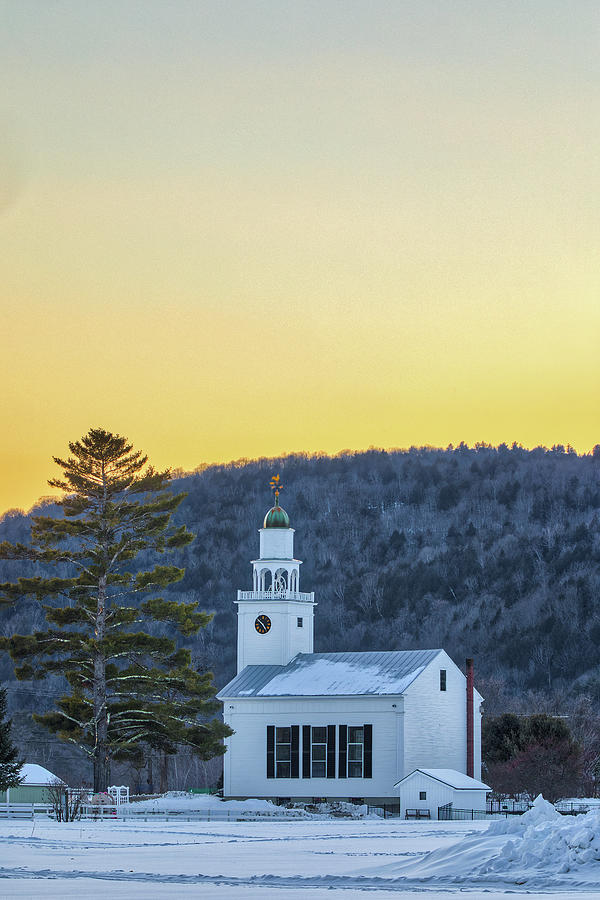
[217,649,443,699]
[394,768,491,791]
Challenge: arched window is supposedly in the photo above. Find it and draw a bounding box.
[260,568,272,592]
[273,568,288,593]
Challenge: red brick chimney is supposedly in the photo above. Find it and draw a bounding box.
[466,657,474,778]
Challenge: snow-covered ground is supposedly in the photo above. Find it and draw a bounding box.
[120,790,368,818]
[0,795,598,898]
[123,791,310,816]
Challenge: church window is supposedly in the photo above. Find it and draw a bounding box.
[273,725,370,780]
[340,724,372,778]
[297,617,303,627]
[267,725,299,778]
[348,727,364,777]
[311,726,327,777]
[440,669,447,691]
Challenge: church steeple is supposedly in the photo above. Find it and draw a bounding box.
[235,479,316,673]
[252,476,299,594]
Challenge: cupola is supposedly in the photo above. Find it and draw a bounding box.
[235,474,316,672]
[263,505,290,528]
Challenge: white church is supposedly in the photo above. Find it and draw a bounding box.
[218,487,487,813]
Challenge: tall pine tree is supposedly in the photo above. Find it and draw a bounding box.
[0,687,22,792]
[0,428,230,791]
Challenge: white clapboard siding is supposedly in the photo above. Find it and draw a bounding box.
[403,650,477,775]
[223,695,402,800]
[396,769,490,816]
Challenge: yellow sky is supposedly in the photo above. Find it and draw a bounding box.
[1,2,598,513]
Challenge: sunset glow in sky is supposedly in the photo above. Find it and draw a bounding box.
[1,1,599,513]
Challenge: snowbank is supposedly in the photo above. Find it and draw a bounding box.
[125,791,308,816]
[124,792,376,818]
[486,793,560,836]
[482,794,600,876]
[364,794,600,889]
[300,800,371,818]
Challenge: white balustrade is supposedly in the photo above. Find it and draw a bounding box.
[237,590,314,602]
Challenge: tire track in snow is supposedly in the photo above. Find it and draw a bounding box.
[0,866,597,893]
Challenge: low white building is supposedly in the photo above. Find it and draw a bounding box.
[218,493,483,804]
[0,763,65,804]
[395,768,491,818]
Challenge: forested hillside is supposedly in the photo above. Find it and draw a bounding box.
[1,443,599,785]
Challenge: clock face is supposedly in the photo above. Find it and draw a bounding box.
[255,614,271,634]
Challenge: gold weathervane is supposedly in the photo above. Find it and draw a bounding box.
[269,474,283,505]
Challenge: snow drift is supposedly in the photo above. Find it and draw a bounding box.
[482,794,600,876]
[363,794,600,889]
[124,791,308,816]
[124,792,373,818]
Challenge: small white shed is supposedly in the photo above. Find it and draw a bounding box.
[394,768,490,819]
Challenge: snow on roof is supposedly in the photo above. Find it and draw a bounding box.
[395,768,491,791]
[19,763,64,785]
[218,649,442,698]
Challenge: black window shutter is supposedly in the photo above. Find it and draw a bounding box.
[338,725,347,778]
[326,725,336,778]
[267,725,275,779]
[363,724,373,779]
[291,725,300,778]
[302,725,311,778]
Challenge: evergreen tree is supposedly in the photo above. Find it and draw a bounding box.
[0,428,231,791]
[0,686,22,792]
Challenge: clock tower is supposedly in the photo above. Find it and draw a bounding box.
[235,479,315,673]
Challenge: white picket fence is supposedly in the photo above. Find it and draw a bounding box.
[0,785,130,820]
[0,802,53,819]
[118,807,281,822]
[0,801,121,820]
[0,802,291,823]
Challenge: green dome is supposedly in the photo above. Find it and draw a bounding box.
[263,505,290,528]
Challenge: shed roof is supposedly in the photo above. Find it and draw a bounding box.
[218,649,442,698]
[395,768,491,791]
[19,764,64,785]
